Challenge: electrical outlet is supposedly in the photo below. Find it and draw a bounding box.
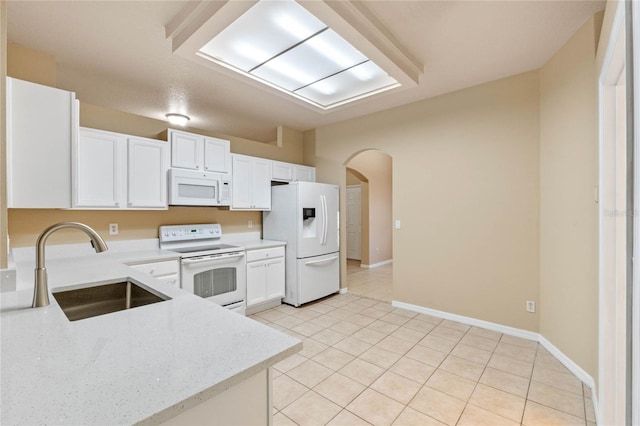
[109,223,119,235]
[395,220,401,229]
[526,300,536,313]
[248,220,253,229]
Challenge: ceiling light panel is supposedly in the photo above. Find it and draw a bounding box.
[251,29,368,91]
[296,61,399,107]
[199,0,325,72]
[197,0,399,109]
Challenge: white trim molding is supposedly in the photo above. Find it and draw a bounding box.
[339,288,349,295]
[360,259,393,269]
[392,301,539,341]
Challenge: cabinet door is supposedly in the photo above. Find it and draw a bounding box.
[294,165,316,182]
[170,130,202,170]
[265,258,285,300]
[128,137,169,209]
[203,137,230,173]
[246,261,267,307]
[251,158,272,210]
[272,161,293,182]
[75,128,125,208]
[231,155,253,209]
[7,77,77,208]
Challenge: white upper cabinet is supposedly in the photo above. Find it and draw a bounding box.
[203,137,230,173]
[231,154,272,210]
[6,77,78,208]
[294,165,315,182]
[271,161,294,182]
[168,129,230,173]
[74,128,169,210]
[170,130,201,170]
[74,128,124,208]
[128,137,169,208]
[271,160,315,183]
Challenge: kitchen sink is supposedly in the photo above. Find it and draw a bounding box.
[52,279,170,321]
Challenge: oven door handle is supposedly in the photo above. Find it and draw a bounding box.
[181,252,245,265]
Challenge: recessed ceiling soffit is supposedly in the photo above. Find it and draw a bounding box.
[165,0,424,113]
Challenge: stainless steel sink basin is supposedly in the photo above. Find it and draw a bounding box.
[52,279,170,321]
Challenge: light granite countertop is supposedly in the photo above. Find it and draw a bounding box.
[1,240,300,425]
[237,239,286,250]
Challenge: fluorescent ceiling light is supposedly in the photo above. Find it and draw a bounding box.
[166,113,190,126]
[197,0,400,110]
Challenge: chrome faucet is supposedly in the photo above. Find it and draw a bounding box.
[33,222,108,308]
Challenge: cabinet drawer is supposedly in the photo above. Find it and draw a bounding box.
[129,259,179,277]
[246,247,284,262]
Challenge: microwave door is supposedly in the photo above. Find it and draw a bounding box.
[173,176,217,205]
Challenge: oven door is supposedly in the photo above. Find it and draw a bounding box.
[181,252,246,308]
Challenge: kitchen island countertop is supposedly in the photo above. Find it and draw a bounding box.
[1,245,301,425]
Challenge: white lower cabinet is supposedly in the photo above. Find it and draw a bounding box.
[74,127,169,209]
[246,246,285,315]
[128,259,180,287]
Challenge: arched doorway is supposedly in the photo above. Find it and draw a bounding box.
[344,150,393,301]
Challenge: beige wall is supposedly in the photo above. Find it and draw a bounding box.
[5,45,305,248]
[8,208,259,248]
[7,43,56,87]
[346,169,361,186]
[539,16,599,382]
[309,71,541,331]
[347,150,393,266]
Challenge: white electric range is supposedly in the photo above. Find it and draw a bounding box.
[159,224,246,315]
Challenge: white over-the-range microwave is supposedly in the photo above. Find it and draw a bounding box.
[168,168,231,206]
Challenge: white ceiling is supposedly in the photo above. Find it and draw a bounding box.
[7,0,605,142]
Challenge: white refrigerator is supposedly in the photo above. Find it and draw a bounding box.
[263,182,339,306]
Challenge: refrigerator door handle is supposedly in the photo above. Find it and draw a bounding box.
[321,195,328,245]
[304,255,338,266]
[320,195,324,245]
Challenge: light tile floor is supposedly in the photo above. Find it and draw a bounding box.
[346,260,393,302]
[251,294,597,426]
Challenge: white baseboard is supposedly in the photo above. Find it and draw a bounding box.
[391,300,538,341]
[339,288,348,294]
[537,335,596,392]
[391,299,599,420]
[360,259,393,269]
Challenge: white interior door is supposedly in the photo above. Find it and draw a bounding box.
[346,185,362,260]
